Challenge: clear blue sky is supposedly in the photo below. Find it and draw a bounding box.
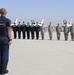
[0,0,74,25]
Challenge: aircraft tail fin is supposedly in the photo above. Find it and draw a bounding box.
[11,18,18,25]
[39,18,44,24]
[69,18,72,24]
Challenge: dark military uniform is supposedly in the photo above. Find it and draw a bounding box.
[12,25,17,39]
[70,25,74,41]
[21,24,26,39]
[35,25,40,40]
[64,25,69,41]
[56,26,61,40]
[17,24,21,39]
[0,15,11,74]
[30,25,35,39]
[26,24,30,39]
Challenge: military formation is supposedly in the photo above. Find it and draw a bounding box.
[12,21,74,41]
[12,21,41,40]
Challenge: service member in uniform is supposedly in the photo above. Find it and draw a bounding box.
[17,22,21,39]
[48,22,53,40]
[12,23,17,39]
[26,22,30,39]
[0,8,12,74]
[40,24,45,40]
[35,22,40,40]
[30,23,35,39]
[63,23,69,41]
[56,23,61,40]
[70,24,74,41]
[21,21,26,39]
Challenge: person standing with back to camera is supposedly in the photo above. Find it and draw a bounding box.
[0,8,12,75]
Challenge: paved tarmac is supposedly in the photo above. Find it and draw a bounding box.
[7,32,74,75]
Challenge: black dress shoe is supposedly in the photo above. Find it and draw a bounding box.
[0,70,8,74]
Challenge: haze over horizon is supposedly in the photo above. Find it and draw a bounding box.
[0,0,74,26]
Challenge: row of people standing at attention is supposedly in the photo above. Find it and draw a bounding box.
[12,21,74,41]
[12,22,45,40]
[48,22,74,41]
